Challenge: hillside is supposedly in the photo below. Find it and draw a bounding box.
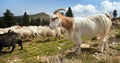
[13,12,50,26]
[29,12,49,20]
[15,12,49,21]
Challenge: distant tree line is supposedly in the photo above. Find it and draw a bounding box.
[0,9,50,28]
[30,18,49,26]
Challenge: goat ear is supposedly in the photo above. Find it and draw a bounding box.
[60,12,64,15]
[51,17,58,21]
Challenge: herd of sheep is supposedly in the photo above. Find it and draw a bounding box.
[0,25,65,40]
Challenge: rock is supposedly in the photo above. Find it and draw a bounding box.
[57,47,62,49]
[80,44,90,48]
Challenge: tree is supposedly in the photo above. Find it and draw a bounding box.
[65,7,74,17]
[30,18,35,25]
[22,12,30,26]
[113,9,117,18]
[3,9,16,27]
[0,19,5,28]
[41,18,45,26]
[38,18,41,26]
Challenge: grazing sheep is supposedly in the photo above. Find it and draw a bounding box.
[14,26,35,38]
[54,27,65,40]
[3,25,21,33]
[0,30,23,53]
[49,8,112,54]
[37,26,64,40]
[0,28,4,34]
[27,26,39,37]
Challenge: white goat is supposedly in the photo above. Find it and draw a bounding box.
[49,9,112,54]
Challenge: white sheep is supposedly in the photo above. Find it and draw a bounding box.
[14,27,32,38]
[49,9,112,54]
[0,28,4,34]
[27,26,39,37]
[38,26,54,40]
[37,26,63,40]
[3,25,21,33]
[54,27,65,40]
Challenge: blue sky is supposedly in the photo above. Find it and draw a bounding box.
[0,0,120,16]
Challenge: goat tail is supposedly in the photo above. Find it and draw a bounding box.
[105,12,112,20]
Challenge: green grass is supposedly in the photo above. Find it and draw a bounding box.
[0,38,73,63]
[115,44,120,51]
[115,28,120,38]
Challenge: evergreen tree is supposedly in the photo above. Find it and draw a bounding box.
[0,19,5,28]
[35,18,39,26]
[113,9,117,18]
[22,12,30,26]
[65,7,74,17]
[38,18,41,26]
[3,9,16,27]
[41,18,45,26]
[30,18,35,25]
[45,19,49,26]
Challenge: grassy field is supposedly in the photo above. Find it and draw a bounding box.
[0,28,120,63]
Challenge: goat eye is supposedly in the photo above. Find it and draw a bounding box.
[52,17,58,21]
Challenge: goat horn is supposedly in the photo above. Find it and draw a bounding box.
[53,8,66,14]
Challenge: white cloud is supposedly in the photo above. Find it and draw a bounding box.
[71,4,84,12]
[101,0,120,11]
[72,4,98,16]
[71,0,120,17]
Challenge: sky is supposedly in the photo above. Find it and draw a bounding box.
[0,0,120,17]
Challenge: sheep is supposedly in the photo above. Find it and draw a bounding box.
[13,26,38,39]
[0,28,4,34]
[54,27,65,40]
[3,25,21,33]
[27,26,39,37]
[49,8,112,54]
[38,26,55,40]
[0,30,23,53]
[37,26,64,41]
[13,27,31,38]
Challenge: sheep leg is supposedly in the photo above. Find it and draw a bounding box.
[10,45,15,53]
[19,44,23,50]
[0,46,3,52]
[17,40,23,50]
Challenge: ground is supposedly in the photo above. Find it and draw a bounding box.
[0,27,120,63]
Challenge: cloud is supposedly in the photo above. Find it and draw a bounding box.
[71,4,98,16]
[101,0,120,17]
[71,0,120,17]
